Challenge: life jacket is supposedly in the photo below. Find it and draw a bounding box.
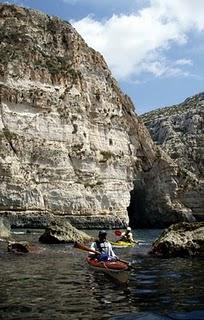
[95,240,109,254]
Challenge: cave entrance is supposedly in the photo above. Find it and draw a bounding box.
[127,187,146,228]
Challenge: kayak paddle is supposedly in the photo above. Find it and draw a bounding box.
[114,229,122,237]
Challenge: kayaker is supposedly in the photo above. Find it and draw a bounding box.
[89,230,118,261]
[119,227,136,243]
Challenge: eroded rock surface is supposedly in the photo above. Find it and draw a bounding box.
[39,219,92,243]
[141,93,204,223]
[0,4,156,228]
[151,222,204,257]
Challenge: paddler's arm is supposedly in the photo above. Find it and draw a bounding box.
[129,232,136,243]
[108,242,118,260]
[88,242,100,258]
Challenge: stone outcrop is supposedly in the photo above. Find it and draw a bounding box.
[0,4,200,228]
[150,222,204,257]
[8,240,40,253]
[0,218,10,239]
[39,219,91,243]
[128,152,196,228]
[141,93,204,223]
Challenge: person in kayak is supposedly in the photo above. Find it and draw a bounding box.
[119,227,136,243]
[89,230,118,262]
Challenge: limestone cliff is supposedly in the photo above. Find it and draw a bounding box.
[141,93,204,223]
[0,4,198,228]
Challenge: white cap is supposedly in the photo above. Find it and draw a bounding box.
[127,227,131,231]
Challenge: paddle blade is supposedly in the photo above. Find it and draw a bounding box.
[73,241,100,255]
[115,230,122,237]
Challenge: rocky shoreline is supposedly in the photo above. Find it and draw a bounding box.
[1,217,203,258]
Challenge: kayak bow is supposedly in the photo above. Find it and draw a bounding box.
[86,257,129,283]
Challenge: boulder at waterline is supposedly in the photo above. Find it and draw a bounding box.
[39,219,92,244]
[8,241,39,253]
[150,222,204,257]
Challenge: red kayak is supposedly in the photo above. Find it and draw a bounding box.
[86,257,129,283]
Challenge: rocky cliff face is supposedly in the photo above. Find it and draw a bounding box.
[141,93,204,222]
[0,4,198,228]
[0,4,152,228]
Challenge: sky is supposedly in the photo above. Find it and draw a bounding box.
[1,0,204,114]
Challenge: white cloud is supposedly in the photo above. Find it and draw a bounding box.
[72,0,204,80]
[175,59,193,66]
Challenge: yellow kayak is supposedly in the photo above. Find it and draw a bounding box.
[110,241,136,248]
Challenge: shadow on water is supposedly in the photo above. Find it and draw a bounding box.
[0,229,203,320]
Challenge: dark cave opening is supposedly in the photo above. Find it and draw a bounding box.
[127,187,147,228]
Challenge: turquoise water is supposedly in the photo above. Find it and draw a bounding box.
[0,229,203,320]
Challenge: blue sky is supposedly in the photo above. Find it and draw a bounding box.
[1,0,204,114]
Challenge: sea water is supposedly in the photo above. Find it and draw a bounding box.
[0,229,203,320]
